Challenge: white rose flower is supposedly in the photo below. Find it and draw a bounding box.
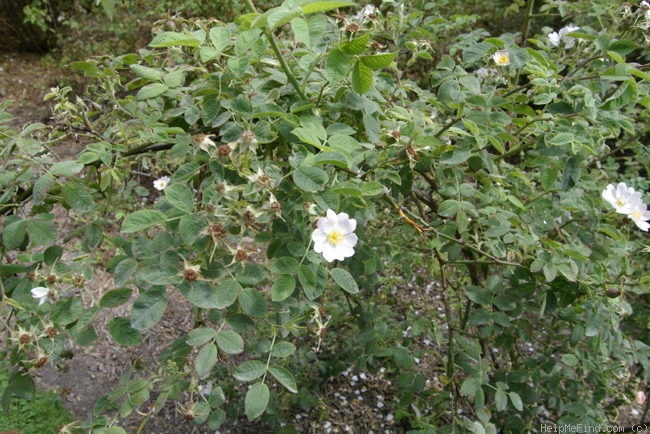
[602,182,644,214]
[31,286,54,305]
[153,176,170,191]
[627,203,650,231]
[492,50,510,66]
[311,209,358,262]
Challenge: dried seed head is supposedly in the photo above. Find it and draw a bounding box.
[46,326,58,338]
[34,357,48,368]
[270,200,282,214]
[208,222,226,241]
[239,130,256,144]
[183,267,200,281]
[243,210,256,226]
[73,275,85,288]
[217,144,232,156]
[390,129,401,140]
[346,22,359,32]
[234,249,248,262]
[19,333,32,345]
[47,274,57,284]
[257,174,271,188]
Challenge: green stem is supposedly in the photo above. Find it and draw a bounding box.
[243,0,308,101]
[520,0,536,47]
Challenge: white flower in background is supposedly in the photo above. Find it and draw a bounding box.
[153,175,170,191]
[311,209,358,262]
[31,286,55,305]
[602,182,650,231]
[492,50,510,66]
[602,182,644,214]
[548,24,580,48]
[627,203,650,231]
[354,4,377,21]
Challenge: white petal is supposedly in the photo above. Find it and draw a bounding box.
[317,215,336,232]
[31,287,49,298]
[342,233,358,247]
[336,244,355,259]
[311,229,327,244]
[321,245,340,262]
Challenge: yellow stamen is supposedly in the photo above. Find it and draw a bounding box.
[327,230,344,246]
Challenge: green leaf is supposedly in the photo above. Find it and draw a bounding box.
[233,360,266,382]
[325,48,352,82]
[26,219,56,246]
[43,245,63,265]
[360,52,396,70]
[216,330,244,354]
[50,160,84,177]
[341,33,370,55]
[268,365,298,393]
[298,264,320,300]
[195,343,218,379]
[52,297,84,325]
[62,181,95,212]
[3,219,26,249]
[108,317,142,346]
[214,279,240,309]
[271,341,297,358]
[313,151,349,168]
[245,382,269,420]
[182,281,221,309]
[509,391,523,411]
[460,377,482,397]
[209,26,231,53]
[32,172,54,205]
[130,64,163,81]
[149,31,201,48]
[291,14,328,49]
[238,288,267,318]
[121,210,167,233]
[301,0,355,15]
[351,60,373,94]
[269,257,299,274]
[186,327,218,346]
[136,83,169,100]
[293,166,329,192]
[69,60,103,77]
[100,288,133,308]
[131,288,168,330]
[164,183,194,213]
[546,132,574,147]
[562,353,579,367]
[271,275,296,302]
[495,389,507,411]
[178,214,206,245]
[105,428,127,434]
[330,268,359,294]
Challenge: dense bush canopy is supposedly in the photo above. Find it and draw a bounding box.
[1,0,649,433]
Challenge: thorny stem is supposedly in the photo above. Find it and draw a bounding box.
[244,0,308,101]
[432,247,458,425]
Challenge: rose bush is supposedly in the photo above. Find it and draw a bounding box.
[1,0,649,432]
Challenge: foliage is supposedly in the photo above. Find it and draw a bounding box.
[1,0,650,433]
[0,366,74,433]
